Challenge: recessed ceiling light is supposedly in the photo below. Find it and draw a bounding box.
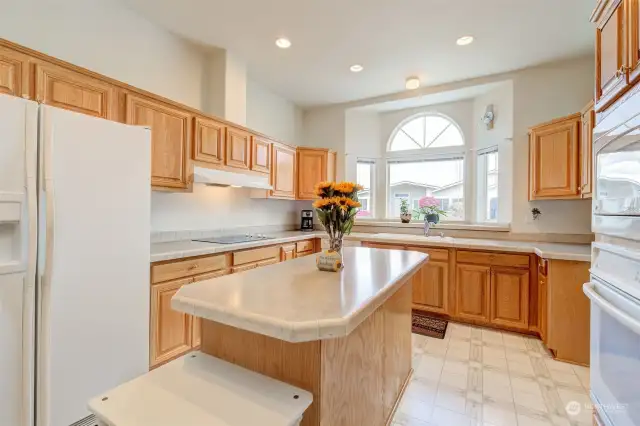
[350,64,364,73]
[275,38,292,49]
[405,77,420,90]
[456,36,474,46]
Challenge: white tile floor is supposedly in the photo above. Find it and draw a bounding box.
[393,322,591,426]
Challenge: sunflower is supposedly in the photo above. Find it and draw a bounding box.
[312,198,334,209]
[334,196,361,211]
[314,181,334,197]
[333,182,356,194]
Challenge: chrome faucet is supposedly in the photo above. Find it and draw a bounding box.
[424,221,445,238]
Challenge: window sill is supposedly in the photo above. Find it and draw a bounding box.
[353,220,511,232]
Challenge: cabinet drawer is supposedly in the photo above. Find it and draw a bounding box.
[297,250,314,258]
[233,246,280,266]
[232,263,257,273]
[296,240,315,253]
[456,250,529,268]
[192,269,230,282]
[152,254,230,284]
[407,246,449,262]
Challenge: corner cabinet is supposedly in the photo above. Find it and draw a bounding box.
[270,143,297,199]
[125,94,192,190]
[297,148,337,200]
[529,113,581,200]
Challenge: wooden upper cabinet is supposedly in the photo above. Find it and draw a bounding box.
[628,0,640,83]
[150,278,193,368]
[270,143,296,199]
[580,101,595,199]
[297,147,335,200]
[455,264,490,322]
[529,113,581,200]
[125,94,191,190]
[0,45,30,98]
[225,126,251,170]
[193,116,225,166]
[593,0,628,111]
[489,268,530,330]
[34,61,117,120]
[251,136,272,174]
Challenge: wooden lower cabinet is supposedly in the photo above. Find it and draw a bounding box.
[538,272,548,342]
[489,267,530,330]
[455,264,491,322]
[150,277,193,368]
[281,244,296,261]
[412,260,449,314]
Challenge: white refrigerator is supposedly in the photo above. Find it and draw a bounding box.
[0,94,151,426]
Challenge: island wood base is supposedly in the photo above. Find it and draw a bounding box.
[200,280,414,426]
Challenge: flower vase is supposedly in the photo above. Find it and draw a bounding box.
[316,236,344,272]
[426,213,440,224]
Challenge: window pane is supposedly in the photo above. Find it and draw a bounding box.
[423,116,450,147]
[486,152,498,221]
[429,124,464,148]
[356,161,374,217]
[401,116,425,147]
[388,158,465,220]
[390,130,421,151]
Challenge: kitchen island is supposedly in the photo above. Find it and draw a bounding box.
[172,246,429,426]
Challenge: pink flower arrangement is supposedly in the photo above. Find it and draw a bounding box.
[418,196,440,208]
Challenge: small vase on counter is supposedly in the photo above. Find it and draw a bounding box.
[313,181,362,272]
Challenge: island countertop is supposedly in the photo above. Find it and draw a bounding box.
[171,247,428,343]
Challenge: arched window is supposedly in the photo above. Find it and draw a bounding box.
[388,113,464,152]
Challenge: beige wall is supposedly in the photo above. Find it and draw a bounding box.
[301,56,595,234]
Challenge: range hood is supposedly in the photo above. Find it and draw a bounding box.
[193,166,273,190]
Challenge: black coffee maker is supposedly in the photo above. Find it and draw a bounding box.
[300,210,314,232]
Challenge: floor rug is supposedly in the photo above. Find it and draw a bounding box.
[412,310,448,339]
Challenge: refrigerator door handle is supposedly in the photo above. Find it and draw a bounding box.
[584,282,640,335]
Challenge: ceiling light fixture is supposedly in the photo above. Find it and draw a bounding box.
[350,64,364,73]
[405,77,421,90]
[275,38,292,49]
[456,36,474,46]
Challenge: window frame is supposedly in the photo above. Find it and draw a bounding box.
[356,159,376,218]
[476,146,499,223]
[385,112,469,222]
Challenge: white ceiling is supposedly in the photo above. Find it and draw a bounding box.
[120,0,595,107]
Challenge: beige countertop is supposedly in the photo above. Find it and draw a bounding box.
[151,231,591,263]
[171,247,428,342]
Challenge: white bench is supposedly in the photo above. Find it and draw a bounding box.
[88,352,313,426]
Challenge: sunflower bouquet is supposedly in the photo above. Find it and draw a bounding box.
[312,181,363,253]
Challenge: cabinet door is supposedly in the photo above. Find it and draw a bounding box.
[251,136,272,174]
[490,268,530,330]
[529,115,581,200]
[327,150,337,182]
[225,126,251,170]
[297,148,328,200]
[412,260,449,314]
[193,116,225,165]
[271,143,296,199]
[595,0,628,111]
[629,0,640,84]
[0,45,30,98]
[34,62,117,120]
[455,264,490,322]
[281,244,296,261]
[190,269,230,348]
[580,102,595,199]
[125,94,191,190]
[150,278,193,368]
